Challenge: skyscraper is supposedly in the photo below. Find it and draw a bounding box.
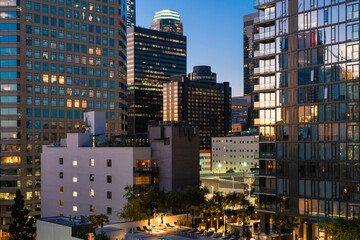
[0,0,127,234]
[163,66,232,150]
[126,0,135,28]
[253,0,359,238]
[150,9,183,35]
[127,26,186,134]
[243,12,258,96]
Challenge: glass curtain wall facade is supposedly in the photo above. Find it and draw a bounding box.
[127,26,186,134]
[0,0,127,234]
[253,0,359,237]
[126,0,135,27]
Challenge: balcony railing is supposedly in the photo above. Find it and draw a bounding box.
[253,101,276,108]
[253,186,276,195]
[254,0,276,8]
[254,83,275,91]
[259,135,276,141]
[259,152,276,159]
[254,66,275,75]
[134,167,158,173]
[254,13,275,24]
[254,30,276,41]
[254,48,276,58]
[258,168,276,176]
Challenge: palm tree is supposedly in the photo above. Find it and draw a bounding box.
[212,192,226,231]
[271,215,299,240]
[189,205,201,227]
[201,200,213,230]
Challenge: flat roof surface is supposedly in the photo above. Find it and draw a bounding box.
[39,216,91,227]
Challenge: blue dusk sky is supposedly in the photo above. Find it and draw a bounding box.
[136,0,256,97]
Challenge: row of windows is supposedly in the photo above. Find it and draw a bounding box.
[68,204,112,215]
[28,11,116,25]
[298,83,359,104]
[25,90,115,99]
[25,75,118,88]
[298,64,359,85]
[212,148,257,153]
[26,53,116,68]
[298,3,359,31]
[26,23,115,36]
[26,0,117,11]
[25,62,115,76]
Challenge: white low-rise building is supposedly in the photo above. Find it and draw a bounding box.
[41,112,200,223]
[211,135,259,173]
[41,112,152,222]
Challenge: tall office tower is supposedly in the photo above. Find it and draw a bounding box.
[126,0,135,27]
[127,26,186,134]
[253,0,360,238]
[163,66,232,150]
[243,13,259,128]
[243,12,259,96]
[232,96,251,133]
[0,0,127,235]
[150,9,183,35]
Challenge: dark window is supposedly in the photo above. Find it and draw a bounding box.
[107,175,112,183]
[89,174,94,181]
[59,172,63,179]
[106,159,112,167]
[107,207,112,215]
[59,158,63,165]
[107,191,112,199]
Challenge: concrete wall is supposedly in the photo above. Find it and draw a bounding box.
[149,125,200,192]
[211,136,259,173]
[37,220,81,240]
[41,137,151,222]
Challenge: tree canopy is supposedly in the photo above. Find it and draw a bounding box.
[320,218,360,240]
[9,189,36,240]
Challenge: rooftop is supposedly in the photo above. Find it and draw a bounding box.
[39,216,92,227]
[153,9,181,22]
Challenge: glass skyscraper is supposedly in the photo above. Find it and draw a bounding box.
[126,0,135,28]
[127,26,186,134]
[0,0,127,235]
[253,0,359,238]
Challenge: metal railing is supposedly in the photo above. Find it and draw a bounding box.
[254,13,275,24]
[254,30,276,41]
[254,0,276,8]
[254,66,275,74]
[254,48,276,58]
[254,83,275,91]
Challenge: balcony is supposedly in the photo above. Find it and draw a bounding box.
[254,66,275,75]
[254,0,276,9]
[258,168,276,177]
[254,83,275,91]
[253,101,276,109]
[254,13,275,25]
[254,30,276,42]
[253,186,276,195]
[134,167,158,173]
[259,135,276,141]
[254,48,276,58]
[259,152,276,159]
